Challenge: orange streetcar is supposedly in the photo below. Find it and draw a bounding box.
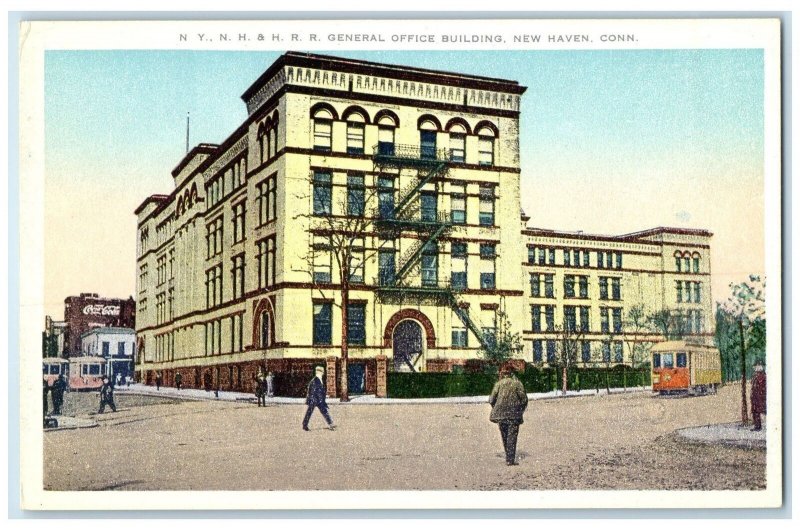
[651,341,721,395]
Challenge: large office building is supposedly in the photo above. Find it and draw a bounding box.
[134,52,713,396]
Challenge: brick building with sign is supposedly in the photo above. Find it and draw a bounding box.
[63,293,136,356]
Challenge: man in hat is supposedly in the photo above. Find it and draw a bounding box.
[750,360,766,431]
[489,364,528,466]
[98,375,117,414]
[51,374,67,415]
[302,366,335,431]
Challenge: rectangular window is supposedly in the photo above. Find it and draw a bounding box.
[420,192,437,222]
[533,340,543,363]
[378,126,395,156]
[612,308,622,333]
[378,249,396,286]
[452,327,468,347]
[449,133,466,162]
[313,119,332,152]
[581,341,591,363]
[450,183,466,224]
[530,273,541,297]
[677,352,687,368]
[313,302,332,345]
[420,130,437,159]
[564,306,577,331]
[579,276,588,298]
[232,202,246,243]
[675,256,682,272]
[451,242,467,290]
[684,256,691,272]
[545,305,555,332]
[544,274,554,298]
[479,244,496,289]
[597,251,605,268]
[346,122,365,154]
[611,277,621,300]
[231,254,246,299]
[377,176,395,220]
[479,243,496,258]
[347,173,365,217]
[313,171,332,215]
[538,248,545,265]
[600,308,610,333]
[684,281,692,302]
[563,249,571,266]
[615,252,623,269]
[662,353,674,368]
[421,244,438,287]
[102,342,110,356]
[349,239,365,284]
[546,340,556,364]
[606,253,614,269]
[564,275,575,298]
[694,282,701,303]
[347,304,366,345]
[573,249,581,268]
[313,236,331,284]
[548,248,556,265]
[528,247,535,264]
[602,341,611,363]
[579,306,590,332]
[479,185,495,226]
[599,277,609,300]
[694,311,703,333]
[583,252,590,267]
[693,256,700,273]
[478,135,494,166]
[614,341,624,363]
[676,281,683,303]
[532,306,542,332]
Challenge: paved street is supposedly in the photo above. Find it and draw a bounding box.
[43,384,765,491]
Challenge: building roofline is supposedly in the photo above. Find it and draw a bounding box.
[80,327,136,339]
[170,143,219,178]
[133,195,170,215]
[241,51,528,102]
[523,226,713,243]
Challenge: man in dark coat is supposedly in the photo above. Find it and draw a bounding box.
[51,374,67,415]
[98,375,117,413]
[255,373,266,407]
[489,365,529,466]
[155,371,162,391]
[43,379,50,417]
[175,372,183,391]
[751,361,767,431]
[302,366,335,431]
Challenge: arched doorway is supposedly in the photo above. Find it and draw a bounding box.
[261,311,271,348]
[393,320,424,372]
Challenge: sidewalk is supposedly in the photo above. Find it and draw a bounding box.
[43,415,98,431]
[116,382,649,405]
[675,422,767,449]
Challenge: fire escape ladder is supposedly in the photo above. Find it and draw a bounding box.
[394,224,448,282]
[448,292,492,351]
[392,161,448,219]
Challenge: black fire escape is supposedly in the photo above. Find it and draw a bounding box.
[372,142,490,352]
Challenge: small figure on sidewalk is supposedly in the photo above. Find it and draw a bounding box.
[98,375,117,414]
[175,372,183,391]
[43,379,50,417]
[302,366,335,431]
[51,374,67,415]
[126,374,132,387]
[255,372,266,407]
[751,360,767,431]
[266,371,275,398]
[155,371,162,390]
[115,373,122,387]
[489,364,528,466]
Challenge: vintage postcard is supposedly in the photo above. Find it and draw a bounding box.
[17,18,782,510]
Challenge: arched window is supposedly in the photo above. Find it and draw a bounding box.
[344,110,366,155]
[447,122,468,163]
[270,112,279,159]
[261,311,271,348]
[376,113,398,156]
[692,252,701,273]
[475,123,497,166]
[674,251,683,272]
[312,108,333,152]
[418,116,441,160]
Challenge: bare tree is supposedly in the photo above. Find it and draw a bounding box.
[295,174,380,402]
[481,310,523,366]
[719,275,766,425]
[552,323,586,395]
[623,304,654,389]
[648,308,688,341]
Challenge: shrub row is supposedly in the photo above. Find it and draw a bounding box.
[387,365,651,398]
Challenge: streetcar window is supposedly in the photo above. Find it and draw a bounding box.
[89,365,101,376]
[50,365,60,375]
[42,365,48,374]
[652,354,661,368]
[82,365,88,376]
[676,352,687,368]
[662,353,674,368]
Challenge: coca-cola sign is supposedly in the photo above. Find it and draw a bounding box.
[82,304,121,316]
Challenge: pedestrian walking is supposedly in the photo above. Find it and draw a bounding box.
[255,372,266,407]
[489,364,528,466]
[115,373,122,387]
[175,372,182,391]
[302,366,335,431]
[155,371,162,390]
[751,360,767,431]
[98,375,117,414]
[51,374,67,415]
[266,372,275,398]
[126,374,132,387]
[43,379,50,417]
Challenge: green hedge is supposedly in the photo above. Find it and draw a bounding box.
[387,366,651,398]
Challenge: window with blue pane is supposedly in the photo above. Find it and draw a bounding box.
[451,242,467,290]
[480,273,495,289]
[420,192,437,222]
[581,341,591,363]
[546,340,556,363]
[530,273,540,297]
[420,130,437,159]
[545,306,555,331]
[378,250,396,286]
[528,247,535,264]
[347,304,366,345]
[677,352,687,368]
[452,327,468,347]
[313,302,332,345]
[421,244,438,287]
[377,176,395,219]
[612,308,622,333]
[612,278,621,300]
[347,174,365,216]
[613,341,623,363]
[313,171,332,215]
[532,306,541,332]
[602,342,611,363]
[533,340,543,363]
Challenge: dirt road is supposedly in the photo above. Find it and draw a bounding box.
[43,384,765,491]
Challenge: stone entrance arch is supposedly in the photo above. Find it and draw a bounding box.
[383,309,436,372]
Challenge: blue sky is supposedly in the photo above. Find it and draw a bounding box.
[43,49,764,315]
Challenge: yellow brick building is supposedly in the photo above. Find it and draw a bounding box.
[134,52,713,396]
